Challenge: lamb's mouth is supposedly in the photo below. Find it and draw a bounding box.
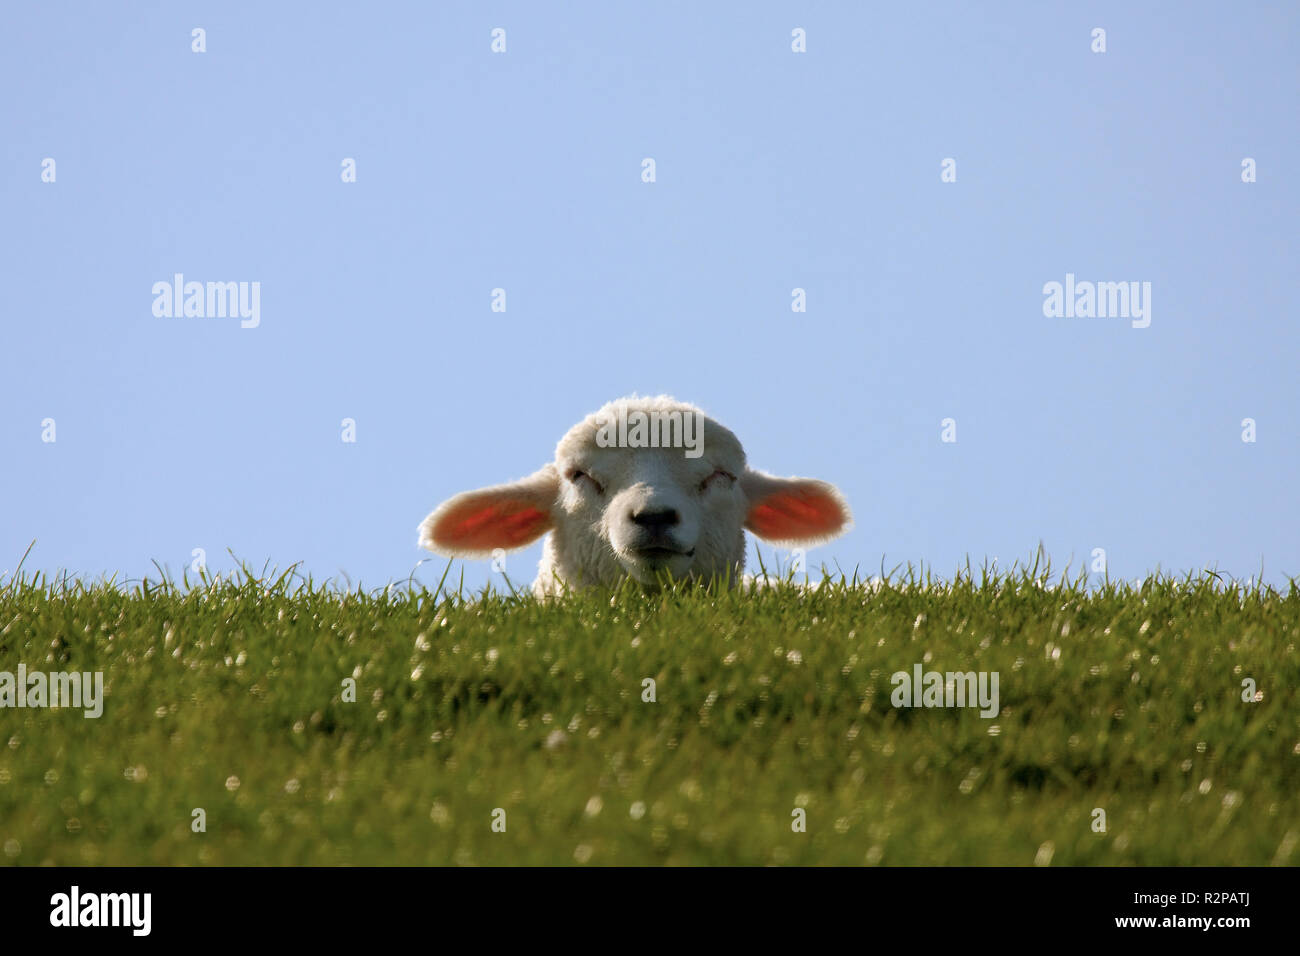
[630,546,695,561]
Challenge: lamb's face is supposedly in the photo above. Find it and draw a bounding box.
[418,395,852,594]
[552,408,748,585]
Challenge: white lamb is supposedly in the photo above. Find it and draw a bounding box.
[418,396,851,597]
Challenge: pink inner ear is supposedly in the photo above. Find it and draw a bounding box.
[747,487,844,542]
[435,499,551,550]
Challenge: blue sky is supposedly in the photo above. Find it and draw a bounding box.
[2,1,1297,590]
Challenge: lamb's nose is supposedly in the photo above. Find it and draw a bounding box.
[630,507,680,530]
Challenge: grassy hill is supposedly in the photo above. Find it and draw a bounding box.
[1,562,1296,865]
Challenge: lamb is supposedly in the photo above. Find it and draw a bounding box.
[417,396,851,597]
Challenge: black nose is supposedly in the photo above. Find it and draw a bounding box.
[630,507,680,530]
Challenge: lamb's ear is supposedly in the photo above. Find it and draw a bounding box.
[418,465,559,557]
[741,469,852,546]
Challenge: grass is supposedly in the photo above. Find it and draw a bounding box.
[1,554,1297,866]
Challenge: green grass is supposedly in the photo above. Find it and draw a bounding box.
[1,557,1297,865]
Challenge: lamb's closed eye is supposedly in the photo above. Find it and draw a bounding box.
[567,469,603,494]
[699,469,736,492]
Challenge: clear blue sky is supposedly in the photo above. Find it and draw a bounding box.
[2,1,1297,590]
